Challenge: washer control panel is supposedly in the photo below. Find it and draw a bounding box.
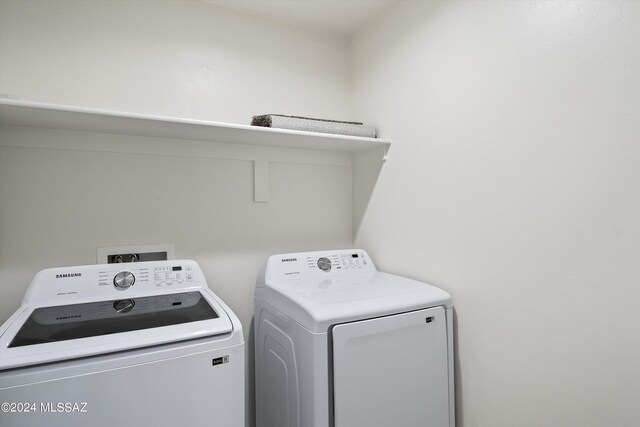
[98,263,196,291]
[24,260,206,304]
[267,249,375,281]
[152,264,194,287]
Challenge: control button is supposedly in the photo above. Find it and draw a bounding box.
[113,299,135,313]
[113,271,135,289]
[317,257,332,272]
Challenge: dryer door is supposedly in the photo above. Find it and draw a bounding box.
[332,306,450,427]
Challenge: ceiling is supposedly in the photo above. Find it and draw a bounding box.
[203,0,397,36]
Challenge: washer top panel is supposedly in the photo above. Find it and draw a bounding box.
[257,249,452,332]
[0,260,234,370]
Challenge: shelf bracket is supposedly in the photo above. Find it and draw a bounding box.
[253,160,270,202]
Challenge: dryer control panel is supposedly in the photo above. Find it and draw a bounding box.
[265,249,376,281]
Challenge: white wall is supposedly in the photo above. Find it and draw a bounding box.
[0,0,351,123]
[352,1,640,426]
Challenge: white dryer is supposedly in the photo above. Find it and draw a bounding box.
[0,260,244,427]
[254,249,454,427]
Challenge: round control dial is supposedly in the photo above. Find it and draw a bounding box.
[113,271,135,289]
[317,257,332,272]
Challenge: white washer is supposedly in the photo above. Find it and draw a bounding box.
[0,260,244,427]
[255,249,454,427]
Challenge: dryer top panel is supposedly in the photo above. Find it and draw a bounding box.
[256,249,452,332]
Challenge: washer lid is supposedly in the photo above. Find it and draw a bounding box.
[256,250,452,333]
[0,289,233,371]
